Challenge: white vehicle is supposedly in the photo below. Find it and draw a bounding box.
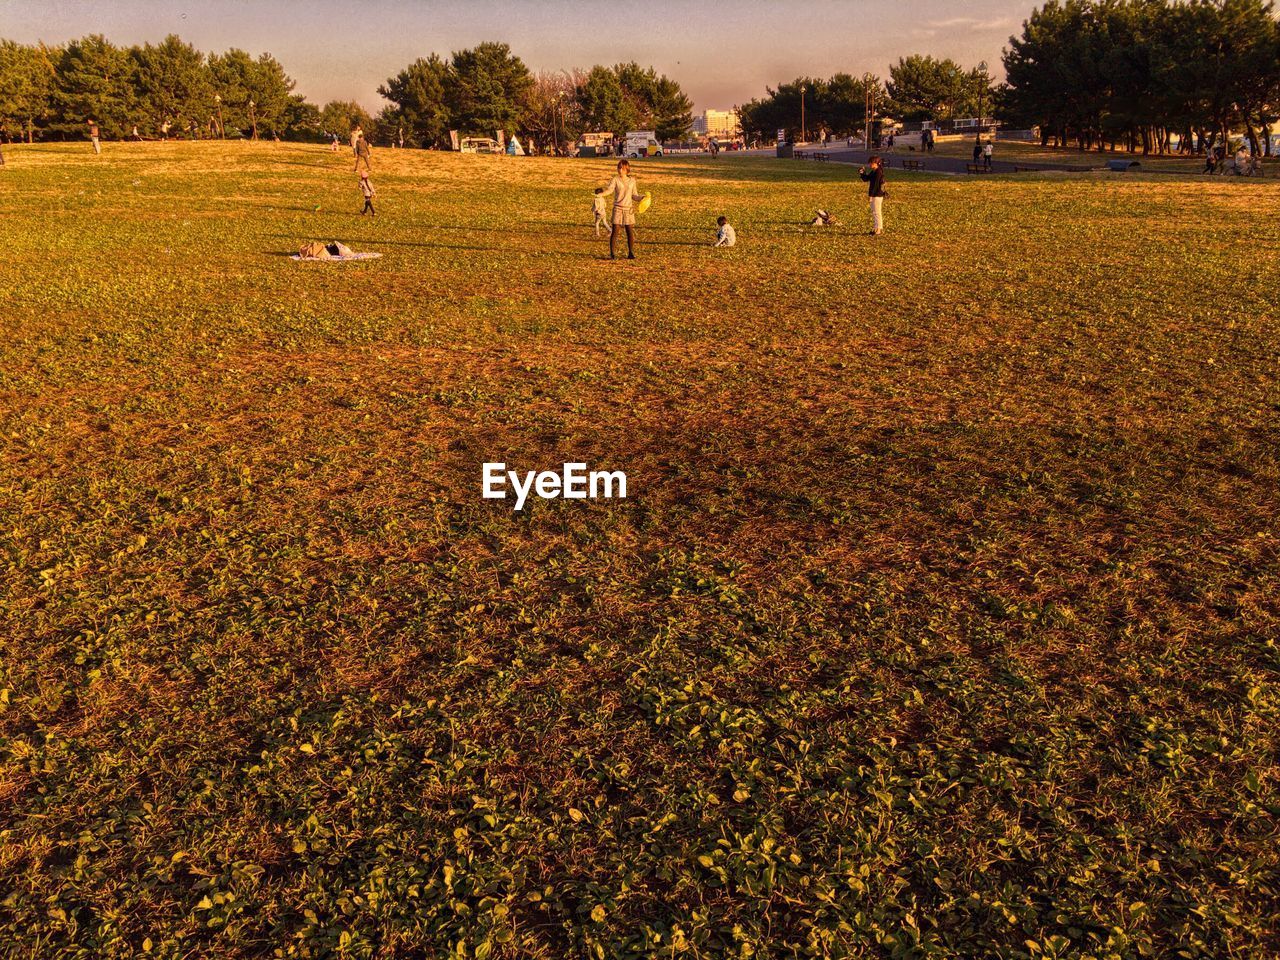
[624,130,663,158]
[460,136,501,154]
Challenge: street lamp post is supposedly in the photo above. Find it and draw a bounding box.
[249,100,257,140]
[800,85,806,144]
[863,74,876,149]
[976,61,987,133]
[214,93,224,139]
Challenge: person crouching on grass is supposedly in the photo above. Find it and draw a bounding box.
[713,216,736,247]
[599,159,644,259]
[359,171,376,216]
[859,155,886,236]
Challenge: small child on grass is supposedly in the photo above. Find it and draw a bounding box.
[593,187,608,236]
[359,172,376,216]
[714,216,736,247]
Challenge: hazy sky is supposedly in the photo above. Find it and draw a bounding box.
[4,1,1033,112]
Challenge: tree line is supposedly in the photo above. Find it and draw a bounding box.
[375,46,693,149]
[737,58,997,143]
[738,0,1278,156]
[0,35,316,142]
[0,34,693,149]
[1002,0,1280,154]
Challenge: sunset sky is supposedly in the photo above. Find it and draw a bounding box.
[4,0,1034,111]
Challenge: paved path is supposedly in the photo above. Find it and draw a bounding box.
[799,147,1095,175]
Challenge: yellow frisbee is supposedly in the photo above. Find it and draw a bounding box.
[637,193,652,216]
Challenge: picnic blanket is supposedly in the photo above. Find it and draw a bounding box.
[291,251,382,262]
[292,240,382,262]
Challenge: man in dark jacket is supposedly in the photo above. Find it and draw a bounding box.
[859,155,886,235]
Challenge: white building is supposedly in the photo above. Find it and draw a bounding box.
[693,109,741,140]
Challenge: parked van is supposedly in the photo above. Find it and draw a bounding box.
[460,137,501,154]
[624,131,663,158]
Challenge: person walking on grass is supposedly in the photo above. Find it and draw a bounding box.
[354,133,372,175]
[859,155,886,236]
[973,134,982,166]
[983,139,994,171]
[359,171,376,216]
[88,120,101,155]
[599,158,645,260]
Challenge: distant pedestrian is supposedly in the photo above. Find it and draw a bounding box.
[359,171,376,216]
[859,155,886,236]
[331,134,340,152]
[354,134,372,174]
[131,124,141,142]
[713,216,736,247]
[350,125,363,155]
[983,139,994,170]
[88,120,101,154]
[161,120,171,141]
[973,135,983,166]
[598,158,644,260]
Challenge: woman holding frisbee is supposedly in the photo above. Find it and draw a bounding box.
[598,159,645,260]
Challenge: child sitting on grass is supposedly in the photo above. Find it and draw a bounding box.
[359,172,376,216]
[713,216,737,247]
[593,187,609,236]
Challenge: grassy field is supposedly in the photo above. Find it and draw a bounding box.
[1,141,1278,960]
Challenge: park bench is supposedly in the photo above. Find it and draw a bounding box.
[794,150,808,160]
[812,153,830,162]
[902,159,924,171]
[966,163,991,174]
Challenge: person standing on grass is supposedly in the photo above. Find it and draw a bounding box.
[88,120,101,154]
[983,139,994,171]
[354,134,372,174]
[973,134,982,166]
[359,171,376,216]
[598,158,644,260]
[859,155,886,236]
[351,124,363,156]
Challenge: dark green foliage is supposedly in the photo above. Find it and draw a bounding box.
[377,55,451,147]
[738,74,883,142]
[886,55,994,122]
[1003,0,1280,153]
[0,34,312,141]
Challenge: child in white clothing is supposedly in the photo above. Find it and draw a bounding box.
[714,216,736,247]
[593,188,609,236]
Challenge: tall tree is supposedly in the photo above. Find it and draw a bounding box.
[0,41,58,142]
[576,65,633,134]
[448,41,533,136]
[319,100,373,140]
[130,34,212,134]
[56,35,133,137]
[378,55,451,146]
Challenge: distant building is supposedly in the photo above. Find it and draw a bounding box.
[693,109,741,140]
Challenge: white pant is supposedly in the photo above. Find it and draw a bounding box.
[869,196,883,233]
